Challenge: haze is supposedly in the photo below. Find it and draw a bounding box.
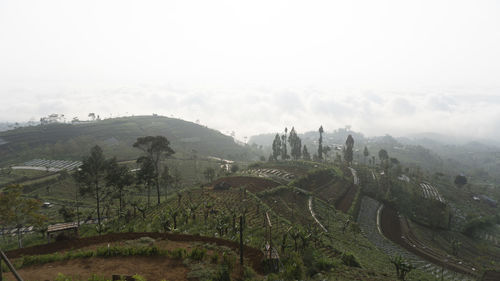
[1,0,499,140]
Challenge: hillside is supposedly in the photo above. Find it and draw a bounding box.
[0,116,260,166]
[250,129,500,185]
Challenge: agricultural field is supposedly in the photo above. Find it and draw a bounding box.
[2,132,500,280]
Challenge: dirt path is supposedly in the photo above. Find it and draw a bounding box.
[5,232,265,274]
[5,256,188,281]
[335,167,359,213]
[308,197,327,232]
[380,204,478,279]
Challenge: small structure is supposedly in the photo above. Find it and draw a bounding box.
[47,222,79,243]
[42,202,52,208]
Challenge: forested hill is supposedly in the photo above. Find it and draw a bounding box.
[0,115,258,166]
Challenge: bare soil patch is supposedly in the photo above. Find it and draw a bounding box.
[335,183,358,213]
[212,176,280,193]
[6,256,188,281]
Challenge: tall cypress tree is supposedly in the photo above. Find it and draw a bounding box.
[281,127,288,160]
[272,134,282,161]
[318,126,324,161]
[302,145,311,160]
[288,127,302,160]
[344,134,354,165]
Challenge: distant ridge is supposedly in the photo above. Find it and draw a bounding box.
[0,115,258,166]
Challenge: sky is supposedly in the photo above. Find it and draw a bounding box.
[1,0,499,140]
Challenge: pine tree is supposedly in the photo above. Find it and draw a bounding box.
[318,126,324,161]
[344,134,354,165]
[302,145,311,160]
[363,146,370,165]
[281,127,288,160]
[272,134,282,161]
[288,127,302,160]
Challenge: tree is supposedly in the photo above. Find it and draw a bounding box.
[454,174,467,188]
[106,158,134,217]
[204,167,216,183]
[378,149,389,165]
[133,136,175,205]
[230,164,239,173]
[390,255,415,280]
[302,145,311,161]
[363,146,370,165]
[323,145,332,161]
[74,145,110,233]
[0,184,46,248]
[318,126,324,161]
[59,205,76,222]
[344,134,354,165]
[136,156,156,208]
[281,127,288,160]
[272,134,282,161]
[288,127,302,160]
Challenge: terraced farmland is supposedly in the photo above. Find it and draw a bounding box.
[14,159,82,171]
[420,182,445,203]
[357,196,476,281]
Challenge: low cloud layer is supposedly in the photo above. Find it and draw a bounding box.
[2,84,499,142]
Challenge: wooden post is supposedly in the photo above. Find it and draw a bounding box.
[266,212,272,260]
[239,215,244,265]
[0,250,24,281]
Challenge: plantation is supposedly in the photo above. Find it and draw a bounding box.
[2,118,500,281]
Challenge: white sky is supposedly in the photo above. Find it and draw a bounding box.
[1,0,499,140]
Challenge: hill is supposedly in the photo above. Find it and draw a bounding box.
[0,115,260,166]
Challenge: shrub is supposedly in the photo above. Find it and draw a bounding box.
[213,265,231,281]
[281,252,305,280]
[54,273,72,281]
[243,265,257,280]
[132,275,148,281]
[210,253,219,264]
[189,247,206,261]
[341,252,361,268]
[170,248,186,260]
[221,252,235,271]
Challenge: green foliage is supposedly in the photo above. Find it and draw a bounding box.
[272,134,282,161]
[341,252,361,268]
[210,253,219,264]
[186,264,216,281]
[243,265,257,280]
[221,251,235,271]
[170,248,187,260]
[390,255,415,281]
[281,252,305,280]
[203,167,216,183]
[55,273,73,281]
[189,247,207,261]
[132,275,148,281]
[463,215,497,237]
[213,265,231,281]
[0,184,46,248]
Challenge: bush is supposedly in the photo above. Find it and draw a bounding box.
[170,248,186,260]
[54,273,73,281]
[189,247,207,261]
[341,252,361,268]
[221,252,235,271]
[243,265,257,280]
[210,253,219,264]
[213,265,231,281]
[281,252,305,280]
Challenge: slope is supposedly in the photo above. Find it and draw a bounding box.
[0,115,259,166]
